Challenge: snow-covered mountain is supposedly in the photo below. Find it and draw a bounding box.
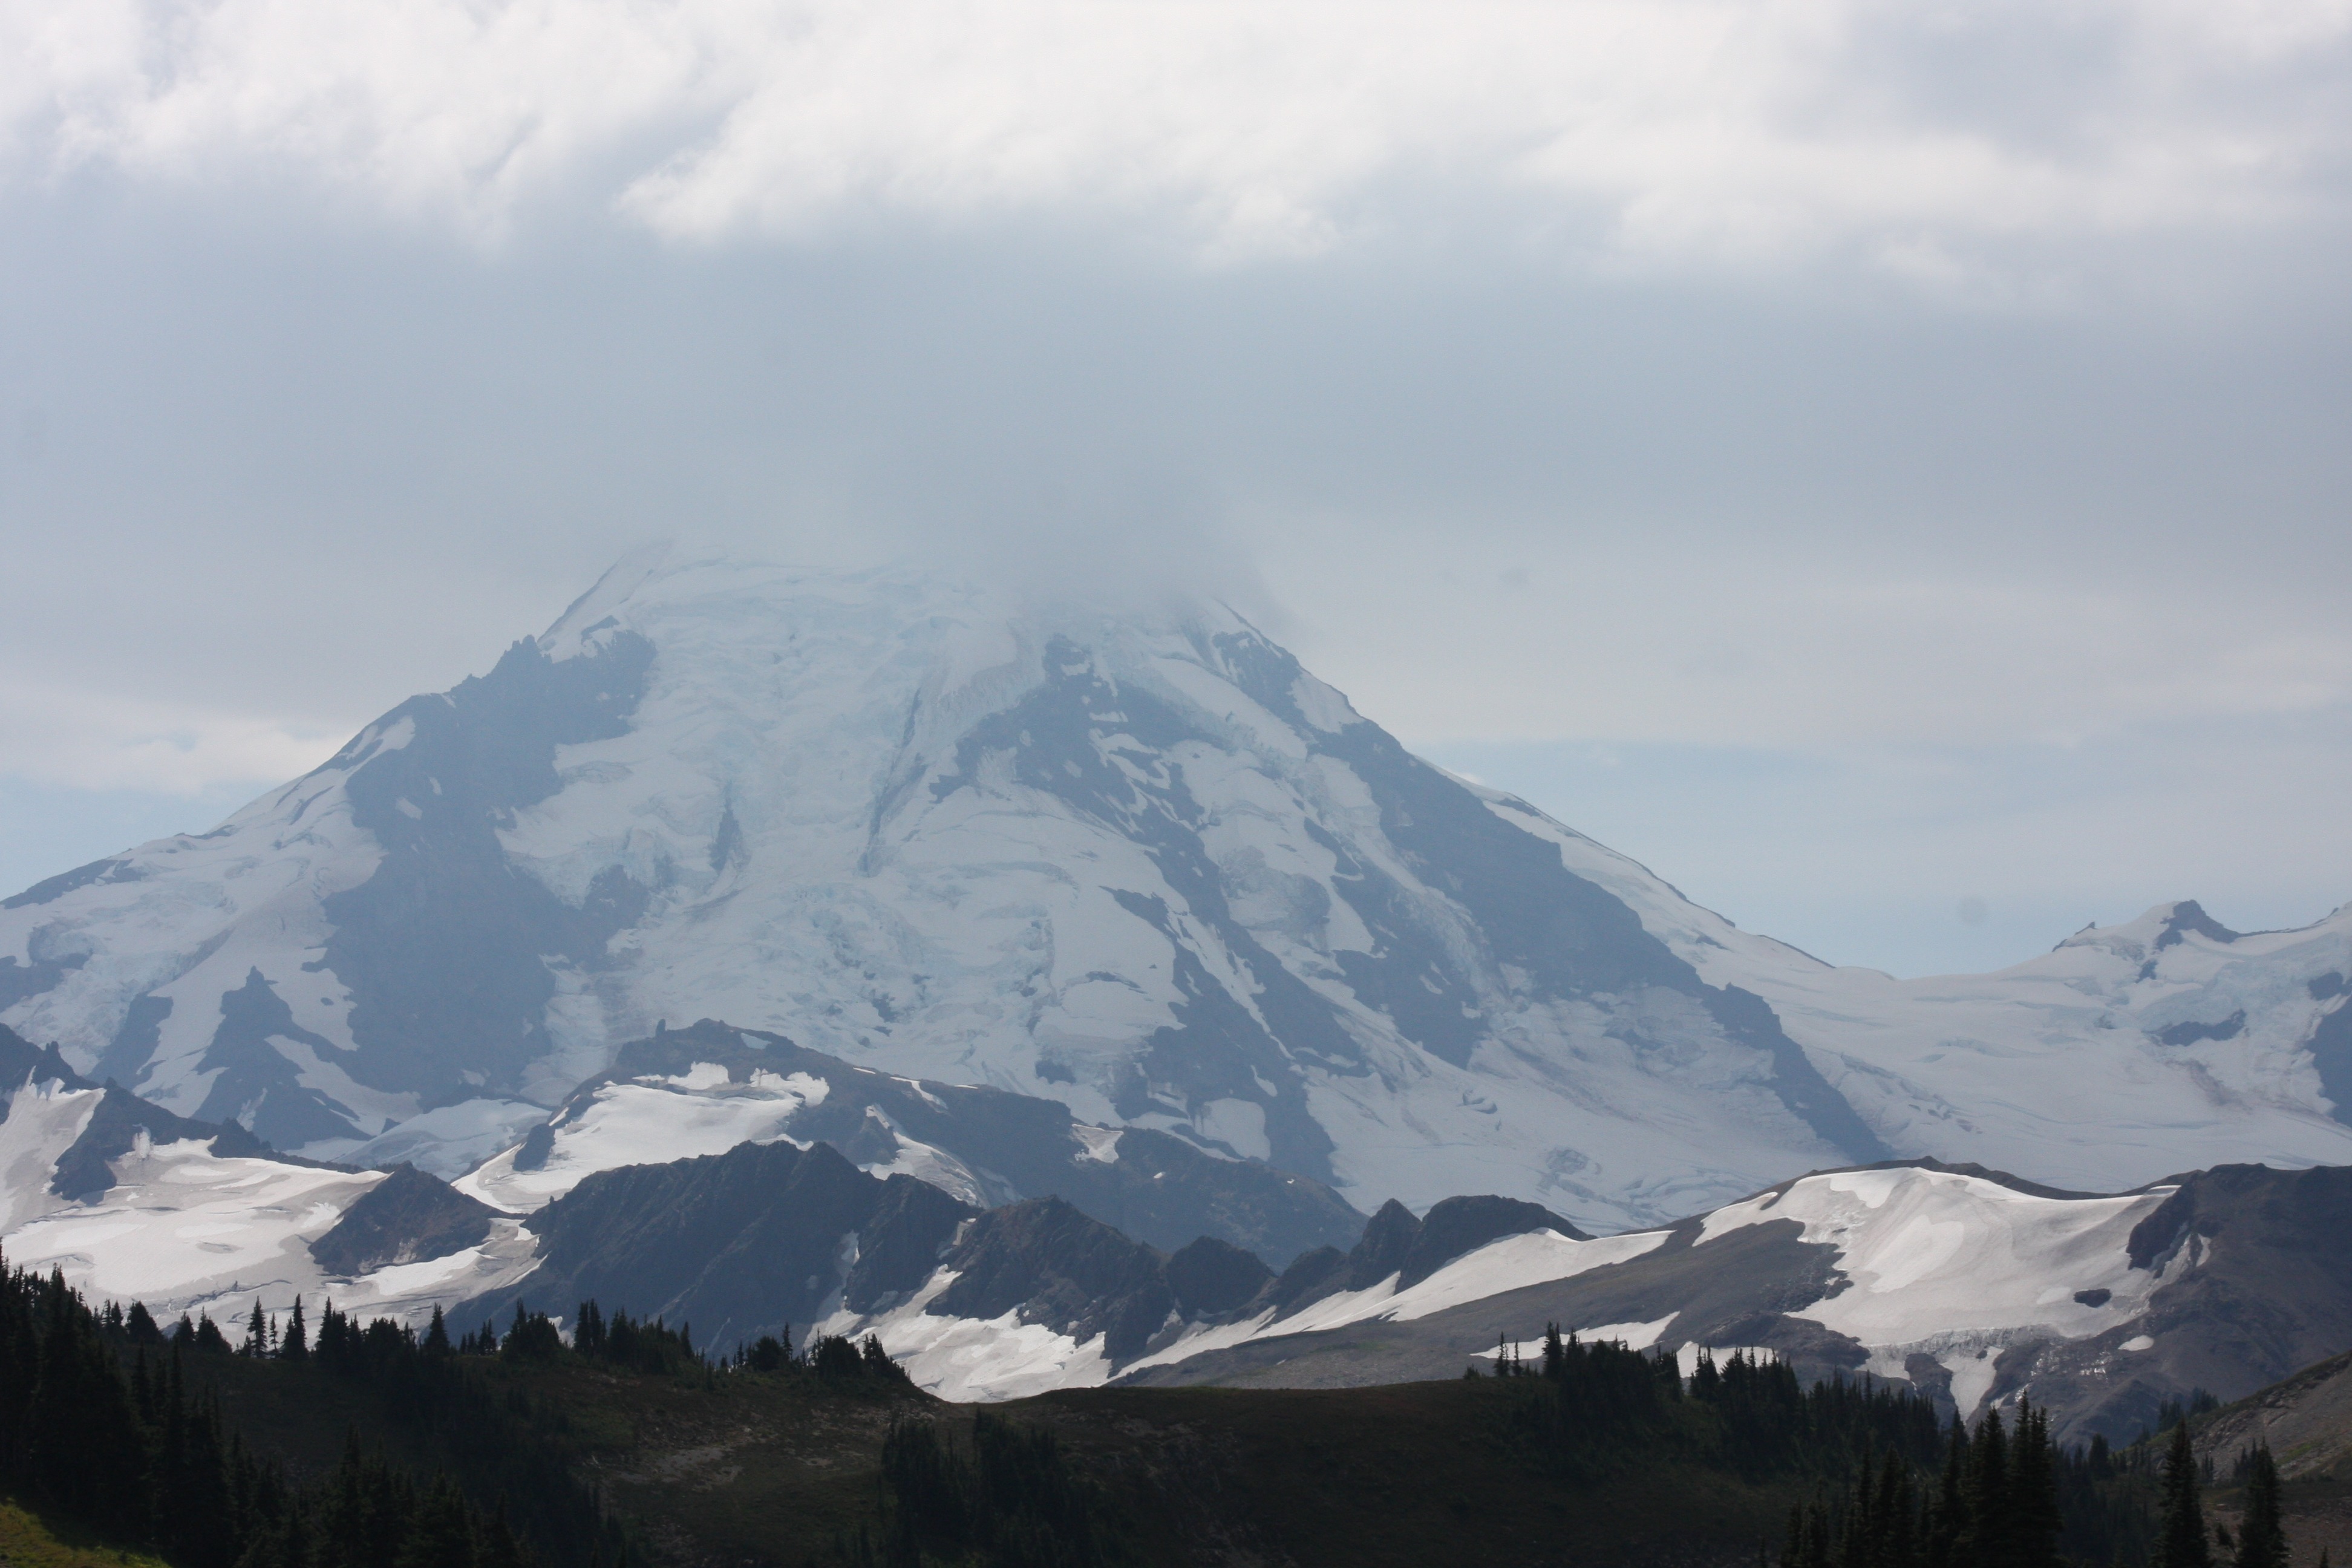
[454,1131,2352,1441]
[833,1160,2170,1416]
[10,1008,2348,1442]
[0,1010,1354,1338]
[0,1023,540,1328]
[4,551,2349,1229]
[822,1157,2352,1442]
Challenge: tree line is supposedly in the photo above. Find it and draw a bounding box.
[1493,1327,1947,1481]
[1779,1399,2065,1568]
[1491,1325,2298,1568]
[839,1410,1113,1568]
[2148,1422,2292,1568]
[470,1296,910,1385]
[0,1250,634,1567]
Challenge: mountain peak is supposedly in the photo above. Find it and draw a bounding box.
[6,557,2349,1234]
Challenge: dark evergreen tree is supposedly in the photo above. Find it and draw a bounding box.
[396,1477,479,1568]
[2154,1422,2213,1568]
[1878,1443,1920,1568]
[862,1334,906,1379]
[1958,1406,2013,1568]
[2010,1399,2063,1568]
[282,1296,308,1362]
[572,1301,604,1357]
[1837,1452,1875,1568]
[500,1307,564,1362]
[0,1247,622,1568]
[811,1334,867,1376]
[126,1300,163,1344]
[1800,1495,1832,1568]
[2232,1447,2287,1568]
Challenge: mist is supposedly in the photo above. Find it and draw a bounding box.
[2,0,2348,975]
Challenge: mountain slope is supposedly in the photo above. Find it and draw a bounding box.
[454,1134,1590,1403]
[1523,807,2352,1195]
[1109,1160,2352,1446]
[4,552,2348,1229]
[0,1021,537,1328]
[450,1141,2352,1443]
[452,1017,1364,1265]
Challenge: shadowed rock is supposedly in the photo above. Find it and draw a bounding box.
[309,1164,497,1275]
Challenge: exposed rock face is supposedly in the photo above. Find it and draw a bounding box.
[307,1164,498,1276]
[1397,1195,1587,1287]
[449,1125,1583,1390]
[933,1197,1177,1362]
[1106,1159,2352,1448]
[471,1140,930,1349]
[1165,1237,1273,1317]
[2013,1163,2352,1442]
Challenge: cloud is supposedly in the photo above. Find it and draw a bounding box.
[1263,527,2352,750]
[0,678,339,794]
[0,0,2344,973]
[3,0,2347,275]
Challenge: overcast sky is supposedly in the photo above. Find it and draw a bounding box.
[2,0,2347,976]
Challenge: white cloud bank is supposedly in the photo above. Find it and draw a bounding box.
[1264,532,2352,751]
[0,679,336,794]
[4,0,2347,271]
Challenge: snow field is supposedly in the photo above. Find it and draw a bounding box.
[815,1268,1116,1403]
[0,1135,538,1330]
[1697,1166,2180,1413]
[0,1080,103,1230]
[456,1066,828,1212]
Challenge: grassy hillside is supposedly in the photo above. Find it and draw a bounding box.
[0,1496,174,1567]
[2190,1350,2352,1568]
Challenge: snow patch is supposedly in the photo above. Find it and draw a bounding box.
[456,1071,827,1212]
[0,1080,104,1230]
[1942,1345,2002,1416]
[653,1062,735,1091]
[854,1109,993,1207]
[330,1099,550,1178]
[1193,1099,1270,1161]
[1124,1226,1670,1378]
[1697,1166,2179,1397]
[1477,1314,1677,1356]
[816,1267,1115,1402]
[1071,1124,1123,1164]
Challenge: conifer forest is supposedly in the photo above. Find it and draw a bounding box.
[4,1252,2318,1568]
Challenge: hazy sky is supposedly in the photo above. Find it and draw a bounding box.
[2,0,2348,975]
